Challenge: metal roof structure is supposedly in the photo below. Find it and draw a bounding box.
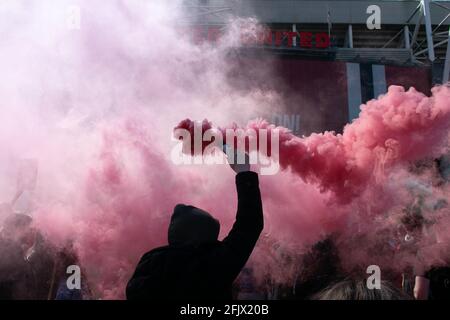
[181,0,450,25]
[180,0,450,81]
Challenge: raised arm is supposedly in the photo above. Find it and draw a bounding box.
[219,171,264,279]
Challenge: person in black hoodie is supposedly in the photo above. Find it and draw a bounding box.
[126,150,263,300]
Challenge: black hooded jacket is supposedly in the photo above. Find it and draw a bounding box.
[126,171,263,300]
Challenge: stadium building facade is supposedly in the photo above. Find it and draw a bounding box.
[181,0,450,135]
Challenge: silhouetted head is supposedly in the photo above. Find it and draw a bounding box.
[313,279,412,300]
[168,204,220,247]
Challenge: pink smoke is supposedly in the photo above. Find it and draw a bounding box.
[176,85,450,203]
[174,86,450,285]
[0,0,449,299]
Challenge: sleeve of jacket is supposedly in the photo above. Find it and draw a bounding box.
[217,171,264,280]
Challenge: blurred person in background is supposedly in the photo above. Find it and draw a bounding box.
[0,213,88,300]
[313,279,413,300]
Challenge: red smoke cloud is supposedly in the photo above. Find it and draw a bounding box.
[176,85,450,203]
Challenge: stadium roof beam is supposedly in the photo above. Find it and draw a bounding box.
[410,9,424,50]
[414,11,450,53]
[404,26,411,49]
[431,1,450,13]
[382,29,405,49]
[433,12,450,32]
[444,27,450,83]
[405,1,450,63]
[414,38,448,57]
[406,2,423,24]
[423,0,436,61]
[348,25,353,48]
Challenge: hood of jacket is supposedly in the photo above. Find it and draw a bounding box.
[168,204,220,247]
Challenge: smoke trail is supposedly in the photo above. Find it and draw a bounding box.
[176,85,450,202]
